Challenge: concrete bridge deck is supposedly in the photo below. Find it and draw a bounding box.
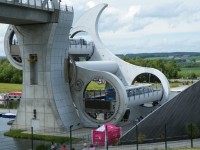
[0,0,72,25]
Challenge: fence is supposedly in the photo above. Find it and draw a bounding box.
[119,123,200,150]
[1,123,200,150]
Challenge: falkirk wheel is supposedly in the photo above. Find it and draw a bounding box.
[4,4,170,131]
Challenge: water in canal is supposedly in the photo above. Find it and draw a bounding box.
[0,117,32,150]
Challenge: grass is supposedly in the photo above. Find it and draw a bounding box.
[0,83,22,93]
[0,81,106,93]
[86,81,105,90]
[179,67,200,77]
[4,130,81,144]
[0,81,187,94]
[170,82,185,88]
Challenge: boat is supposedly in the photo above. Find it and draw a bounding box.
[1,113,16,118]
[7,119,15,125]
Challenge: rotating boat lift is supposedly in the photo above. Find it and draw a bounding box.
[4,3,170,130]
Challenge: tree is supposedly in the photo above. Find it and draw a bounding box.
[0,59,22,83]
[165,60,180,79]
[185,123,200,138]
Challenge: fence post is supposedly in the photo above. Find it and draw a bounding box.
[191,123,193,148]
[136,125,138,150]
[70,125,73,150]
[164,124,167,150]
[31,127,33,150]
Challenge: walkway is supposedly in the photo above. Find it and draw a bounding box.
[0,108,17,114]
[97,139,200,150]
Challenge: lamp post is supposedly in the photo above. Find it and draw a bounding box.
[69,123,80,150]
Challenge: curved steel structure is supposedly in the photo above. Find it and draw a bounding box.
[69,4,170,127]
[4,3,170,130]
[4,25,22,70]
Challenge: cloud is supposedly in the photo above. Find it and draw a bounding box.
[68,0,200,54]
[138,2,185,19]
[86,1,96,8]
[98,5,143,32]
[0,0,200,56]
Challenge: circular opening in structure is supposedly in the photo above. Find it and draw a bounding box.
[131,73,163,107]
[83,78,117,122]
[9,31,22,64]
[69,32,94,61]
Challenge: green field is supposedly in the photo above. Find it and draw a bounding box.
[0,80,191,94]
[190,55,200,63]
[179,67,200,77]
[0,81,105,93]
[0,83,22,93]
[144,57,169,60]
[86,81,105,90]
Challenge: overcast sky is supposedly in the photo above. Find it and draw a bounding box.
[0,0,200,55]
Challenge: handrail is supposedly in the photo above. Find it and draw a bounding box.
[127,86,163,98]
[0,0,73,12]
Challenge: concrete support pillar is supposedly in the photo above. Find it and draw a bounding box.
[9,10,81,131]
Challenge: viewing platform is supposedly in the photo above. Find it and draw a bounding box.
[0,0,73,25]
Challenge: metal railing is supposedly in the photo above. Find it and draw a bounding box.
[127,86,163,99]
[0,0,73,12]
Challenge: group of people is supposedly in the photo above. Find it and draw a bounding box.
[82,143,96,150]
[51,142,95,150]
[51,142,69,150]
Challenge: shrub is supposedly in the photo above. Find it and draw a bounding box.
[138,134,145,143]
[185,123,200,138]
[35,144,50,150]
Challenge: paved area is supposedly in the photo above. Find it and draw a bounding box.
[95,139,200,150]
[0,108,17,114]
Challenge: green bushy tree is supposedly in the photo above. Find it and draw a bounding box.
[185,123,200,138]
[0,59,22,83]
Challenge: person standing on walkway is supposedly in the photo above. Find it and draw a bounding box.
[60,144,67,150]
[82,143,89,150]
[51,142,57,150]
[89,144,95,150]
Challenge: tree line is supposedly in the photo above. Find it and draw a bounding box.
[118,52,200,59]
[122,57,181,79]
[0,59,22,83]
[0,57,197,84]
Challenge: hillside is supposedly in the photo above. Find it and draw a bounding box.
[116,52,200,58]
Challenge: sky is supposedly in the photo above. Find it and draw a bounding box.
[0,0,200,55]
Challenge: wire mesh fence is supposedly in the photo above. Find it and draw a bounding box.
[1,123,200,150]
